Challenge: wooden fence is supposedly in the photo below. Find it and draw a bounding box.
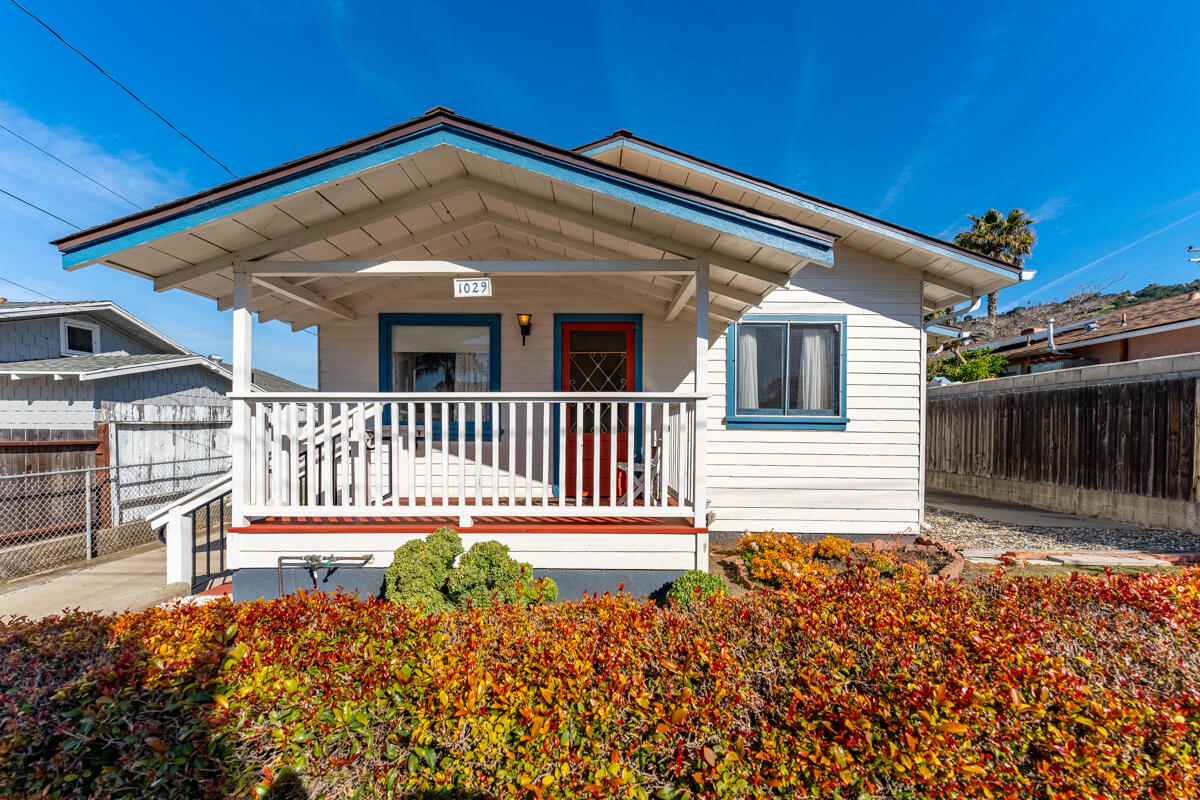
[926,354,1200,530]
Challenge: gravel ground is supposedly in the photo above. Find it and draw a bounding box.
[926,507,1200,553]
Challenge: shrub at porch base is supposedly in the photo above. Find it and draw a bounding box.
[666,569,727,610]
[4,569,1200,799]
[383,528,557,611]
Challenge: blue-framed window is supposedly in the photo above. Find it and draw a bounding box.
[726,315,847,429]
[378,313,502,440]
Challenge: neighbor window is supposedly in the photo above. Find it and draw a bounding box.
[60,319,99,356]
[726,315,846,428]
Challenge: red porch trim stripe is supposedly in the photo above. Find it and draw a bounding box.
[231,515,703,535]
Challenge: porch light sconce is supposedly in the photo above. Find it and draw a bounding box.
[516,313,533,346]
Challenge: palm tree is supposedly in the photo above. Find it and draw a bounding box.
[953,208,1037,327]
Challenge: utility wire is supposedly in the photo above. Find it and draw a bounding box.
[0,121,142,209]
[7,0,239,180]
[0,186,77,227]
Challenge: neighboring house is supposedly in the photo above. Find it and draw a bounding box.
[50,108,1025,599]
[0,300,307,489]
[969,291,1200,375]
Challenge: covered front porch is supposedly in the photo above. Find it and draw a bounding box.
[227,259,717,531]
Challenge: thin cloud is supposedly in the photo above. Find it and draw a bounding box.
[0,101,188,228]
[1010,205,1200,305]
[1029,196,1070,223]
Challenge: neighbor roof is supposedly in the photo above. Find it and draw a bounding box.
[0,352,312,390]
[974,292,1200,360]
[0,353,226,381]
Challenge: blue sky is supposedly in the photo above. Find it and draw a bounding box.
[1,0,1198,385]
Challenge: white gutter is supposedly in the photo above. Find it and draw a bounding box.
[923,296,982,331]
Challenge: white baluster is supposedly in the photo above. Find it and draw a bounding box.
[524,401,533,509]
[608,402,617,509]
[373,402,384,506]
[542,402,551,507]
[457,401,466,508]
[509,401,517,508]
[625,402,635,508]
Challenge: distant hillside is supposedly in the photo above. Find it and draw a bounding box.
[964,279,1200,341]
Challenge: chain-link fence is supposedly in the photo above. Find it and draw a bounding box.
[0,455,231,582]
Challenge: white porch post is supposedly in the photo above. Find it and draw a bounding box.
[230,266,253,548]
[693,262,710,570]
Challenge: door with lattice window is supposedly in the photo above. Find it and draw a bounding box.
[560,321,635,500]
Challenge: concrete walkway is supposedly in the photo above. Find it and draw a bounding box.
[0,543,185,619]
[926,489,1142,530]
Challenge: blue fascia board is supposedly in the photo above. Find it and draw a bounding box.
[582,139,1017,281]
[61,125,834,269]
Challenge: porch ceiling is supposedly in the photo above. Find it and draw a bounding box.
[56,115,837,332]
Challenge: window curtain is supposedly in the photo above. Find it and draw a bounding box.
[794,327,834,411]
[455,353,489,392]
[737,326,759,409]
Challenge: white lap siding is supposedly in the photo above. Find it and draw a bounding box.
[312,256,923,537]
[704,245,923,536]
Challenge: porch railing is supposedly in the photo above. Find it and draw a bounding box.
[232,392,702,523]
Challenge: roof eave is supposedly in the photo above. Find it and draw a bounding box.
[576,134,1024,283]
[52,111,836,269]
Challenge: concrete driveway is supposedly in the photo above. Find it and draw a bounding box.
[0,543,185,619]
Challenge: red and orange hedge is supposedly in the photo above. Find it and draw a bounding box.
[3,566,1200,799]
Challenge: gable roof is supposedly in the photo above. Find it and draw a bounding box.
[49,109,1025,330]
[0,300,189,355]
[973,292,1200,360]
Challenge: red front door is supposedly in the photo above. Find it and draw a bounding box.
[561,321,636,500]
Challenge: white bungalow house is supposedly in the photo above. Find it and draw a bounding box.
[51,109,1026,599]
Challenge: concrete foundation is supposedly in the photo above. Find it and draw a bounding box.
[231,567,684,603]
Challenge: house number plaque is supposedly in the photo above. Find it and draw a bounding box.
[453,278,492,297]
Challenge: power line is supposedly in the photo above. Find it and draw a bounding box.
[7,0,239,180]
[0,186,76,227]
[0,120,142,209]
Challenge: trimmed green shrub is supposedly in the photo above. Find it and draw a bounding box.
[383,527,462,612]
[447,540,557,609]
[384,530,556,612]
[666,569,726,610]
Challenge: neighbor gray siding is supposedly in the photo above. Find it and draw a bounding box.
[0,314,159,362]
[0,376,97,430]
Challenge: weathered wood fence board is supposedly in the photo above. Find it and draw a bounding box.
[928,376,1198,503]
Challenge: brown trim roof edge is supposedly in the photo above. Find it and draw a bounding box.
[53,110,835,253]
[574,132,1021,275]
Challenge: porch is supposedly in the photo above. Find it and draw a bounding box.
[226,257,723,537]
[232,390,706,526]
